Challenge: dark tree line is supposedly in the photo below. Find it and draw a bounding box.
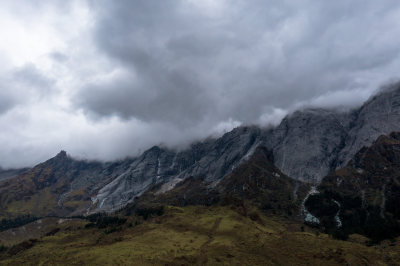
[0,215,38,232]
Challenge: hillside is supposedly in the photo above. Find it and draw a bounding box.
[0,152,133,218]
[1,205,399,265]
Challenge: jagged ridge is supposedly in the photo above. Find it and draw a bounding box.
[1,83,400,216]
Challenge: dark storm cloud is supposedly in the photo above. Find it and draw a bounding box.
[75,0,400,129]
[78,70,215,126]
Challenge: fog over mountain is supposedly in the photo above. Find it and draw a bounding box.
[1,0,400,168]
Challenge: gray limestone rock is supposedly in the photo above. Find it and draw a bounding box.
[266,82,400,183]
[338,84,400,166]
[268,108,350,183]
[92,126,262,212]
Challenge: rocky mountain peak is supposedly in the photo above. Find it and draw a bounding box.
[55,150,68,159]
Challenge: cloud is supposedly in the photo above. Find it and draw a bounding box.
[1,0,400,167]
[258,108,289,127]
[76,0,400,124]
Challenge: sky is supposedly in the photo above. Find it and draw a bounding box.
[1,0,400,168]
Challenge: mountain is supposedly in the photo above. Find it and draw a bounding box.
[305,132,400,242]
[92,82,400,212]
[0,127,264,217]
[1,83,400,217]
[0,151,134,218]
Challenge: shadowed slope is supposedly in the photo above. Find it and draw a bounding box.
[306,132,400,241]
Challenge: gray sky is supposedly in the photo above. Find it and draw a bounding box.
[1,0,400,168]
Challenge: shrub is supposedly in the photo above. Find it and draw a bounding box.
[135,204,164,220]
[104,226,122,235]
[84,214,126,229]
[96,216,127,229]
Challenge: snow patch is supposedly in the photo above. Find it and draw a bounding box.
[356,168,364,174]
[301,186,320,225]
[332,200,342,228]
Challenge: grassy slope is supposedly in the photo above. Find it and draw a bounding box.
[0,218,85,247]
[1,205,399,265]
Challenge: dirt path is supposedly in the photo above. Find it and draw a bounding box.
[199,217,222,265]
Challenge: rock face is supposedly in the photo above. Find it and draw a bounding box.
[305,132,400,242]
[268,109,350,183]
[338,85,400,166]
[92,126,262,212]
[269,82,400,183]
